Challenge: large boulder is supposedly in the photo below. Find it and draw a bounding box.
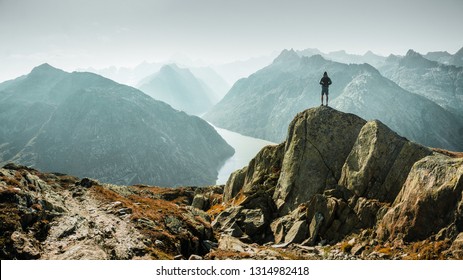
[211,206,268,242]
[224,143,285,202]
[377,154,463,241]
[339,120,431,202]
[273,107,366,214]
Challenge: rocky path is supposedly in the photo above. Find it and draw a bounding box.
[40,183,147,259]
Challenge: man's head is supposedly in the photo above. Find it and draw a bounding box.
[323,71,327,77]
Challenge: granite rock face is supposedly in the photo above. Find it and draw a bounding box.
[273,108,366,214]
[377,154,463,241]
[339,120,432,202]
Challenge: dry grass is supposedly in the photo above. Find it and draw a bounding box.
[432,148,463,158]
[207,203,227,218]
[0,176,20,187]
[91,185,185,227]
[374,245,393,257]
[340,242,353,253]
[406,240,451,260]
[206,250,252,260]
[207,190,247,219]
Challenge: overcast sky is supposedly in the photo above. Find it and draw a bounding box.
[0,0,462,82]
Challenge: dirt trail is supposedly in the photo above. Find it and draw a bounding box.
[40,184,148,259]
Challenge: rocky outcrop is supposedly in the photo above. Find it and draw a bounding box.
[214,106,463,259]
[274,108,366,214]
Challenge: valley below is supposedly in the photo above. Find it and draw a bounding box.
[213,125,275,185]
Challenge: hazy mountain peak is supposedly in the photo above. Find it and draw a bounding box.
[329,50,347,55]
[308,54,327,61]
[304,54,328,65]
[405,49,421,58]
[455,46,463,56]
[401,49,437,68]
[160,63,181,73]
[273,48,300,64]
[385,54,401,62]
[364,50,375,56]
[138,63,218,115]
[30,63,65,75]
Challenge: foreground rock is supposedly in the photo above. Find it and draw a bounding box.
[0,163,217,259]
[211,106,463,259]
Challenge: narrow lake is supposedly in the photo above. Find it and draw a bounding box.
[212,125,276,185]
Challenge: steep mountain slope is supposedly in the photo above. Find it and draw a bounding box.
[0,64,234,186]
[379,49,463,118]
[332,72,462,150]
[450,47,463,67]
[205,50,463,151]
[138,64,219,115]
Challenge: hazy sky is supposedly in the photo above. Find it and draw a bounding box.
[1,0,462,82]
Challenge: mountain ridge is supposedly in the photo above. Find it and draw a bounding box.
[0,64,234,186]
[138,63,218,115]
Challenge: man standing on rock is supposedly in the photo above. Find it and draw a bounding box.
[319,71,332,106]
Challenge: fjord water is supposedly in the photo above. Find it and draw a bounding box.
[212,125,276,184]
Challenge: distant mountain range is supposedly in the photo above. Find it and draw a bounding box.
[81,62,230,103]
[424,46,463,67]
[0,63,234,186]
[297,48,387,68]
[204,49,463,151]
[379,49,463,118]
[138,64,220,115]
